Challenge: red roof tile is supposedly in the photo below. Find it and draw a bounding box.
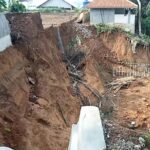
[88,0,137,9]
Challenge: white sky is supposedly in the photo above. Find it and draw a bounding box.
[33,0,93,7]
[5,0,93,8]
[66,0,92,7]
[66,0,84,7]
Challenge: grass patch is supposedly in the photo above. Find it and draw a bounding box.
[95,23,123,34]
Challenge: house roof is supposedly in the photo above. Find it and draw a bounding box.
[88,0,138,9]
[38,0,75,8]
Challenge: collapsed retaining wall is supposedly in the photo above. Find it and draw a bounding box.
[0,13,12,52]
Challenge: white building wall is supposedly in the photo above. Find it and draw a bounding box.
[90,9,115,24]
[0,35,12,52]
[90,9,136,33]
[0,13,12,52]
[115,14,136,33]
[115,14,135,24]
[41,0,72,9]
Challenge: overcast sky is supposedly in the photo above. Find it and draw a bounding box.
[5,0,93,8]
[66,0,84,7]
[66,0,92,7]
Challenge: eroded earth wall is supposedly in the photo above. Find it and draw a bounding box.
[0,13,80,150]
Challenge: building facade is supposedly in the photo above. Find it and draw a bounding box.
[88,0,137,33]
[38,0,75,10]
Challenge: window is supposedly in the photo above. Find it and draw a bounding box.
[124,9,129,16]
[115,9,124,14]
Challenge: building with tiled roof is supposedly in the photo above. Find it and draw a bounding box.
[88,0,137,9]
[88,0,138,33]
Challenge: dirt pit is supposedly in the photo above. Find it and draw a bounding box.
[0,12,150,150]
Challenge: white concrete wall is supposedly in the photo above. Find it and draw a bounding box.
[0,13,12,52]
[41,0,72,9]
[68,106,106,150]
[90,9,136,33]
[0,147,14,150]
[115,14,135,24]
[115,14,136,33]
[0,35,12,52]
[90,9,115,24]
[0,13,10,38]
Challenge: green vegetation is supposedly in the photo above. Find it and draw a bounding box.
[9,0,26,12]
[37,7,66,13]
[131,0,150,36]
[142,2,150,35]
[95,23,150,46]
[142,133,150,148]
[95,24,124,34]
[0,0,7,12]
[67,36,82,50]
[127,32,150,46]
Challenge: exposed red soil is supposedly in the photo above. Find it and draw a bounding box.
[112,77,150,130]
[0,13,80,150]
[99,32,150,63]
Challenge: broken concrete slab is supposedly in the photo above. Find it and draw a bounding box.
[0,147,13,150]
[68,106,106,150]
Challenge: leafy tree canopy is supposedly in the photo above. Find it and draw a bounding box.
[9,0,26,12]
[0,0,7,11]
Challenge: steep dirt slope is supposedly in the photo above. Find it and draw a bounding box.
[0,13,80,150]
[99,32,150,63]
[57,22,150,148]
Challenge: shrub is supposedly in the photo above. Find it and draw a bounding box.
[0,0,7,12]
[9,1,26,12]
[126,31,150,46]
[141,2,150,35]
[95,23,123,35]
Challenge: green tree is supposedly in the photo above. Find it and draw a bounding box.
[131,0,150,35]
[9,0,26,12]
[0,0,7,11]
[142,2,150,35]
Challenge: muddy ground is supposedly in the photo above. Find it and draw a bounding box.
[0,13,150,150]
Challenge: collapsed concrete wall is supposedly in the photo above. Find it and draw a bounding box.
[0,13,12,52]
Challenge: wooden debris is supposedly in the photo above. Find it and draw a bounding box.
[107,77,136,93]
[77,79,102,100]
